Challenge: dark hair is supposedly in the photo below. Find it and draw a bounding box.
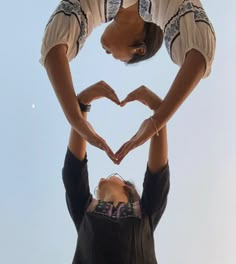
[127,22,163,64]
[123,181,140,202]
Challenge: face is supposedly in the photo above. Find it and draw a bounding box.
[100,22,146,62]
[96,175,126,200]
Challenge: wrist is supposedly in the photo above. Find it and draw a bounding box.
[149,116,159,136]
[77,92,91,105]
[152,108,159,115]
[78,101,91,112]
[77,95,91,112]
[151,99,162,112]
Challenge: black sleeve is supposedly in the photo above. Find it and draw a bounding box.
[62,148,92,228]
[141,163,170,230]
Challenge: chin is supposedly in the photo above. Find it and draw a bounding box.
[96,186,106,200]
[100,34,107,46]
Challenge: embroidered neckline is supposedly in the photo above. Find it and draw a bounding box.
[87,199,141,219]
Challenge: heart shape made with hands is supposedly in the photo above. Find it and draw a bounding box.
[85,87,161,164]
[92,98,149,148]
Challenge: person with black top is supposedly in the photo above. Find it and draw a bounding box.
[63,82,170,263]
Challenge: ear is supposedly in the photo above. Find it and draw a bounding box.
[134,43,147,56]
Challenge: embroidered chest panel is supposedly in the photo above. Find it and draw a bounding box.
[164,0,215,57]
[138,0,152,22]
[46,0,88,54]
[87,199,142,219]
[104,0,152,22]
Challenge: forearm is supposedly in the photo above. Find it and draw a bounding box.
[153,49,206,130]
[148,100,168,173]
[68,111,88,161]
[45,44,83,128]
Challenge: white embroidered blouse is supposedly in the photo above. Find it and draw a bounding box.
[40,0,215,77]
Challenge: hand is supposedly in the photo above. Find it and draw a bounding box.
[76,81,120,164]
[78,80,120,105]
[116,86,162,163]
[115,117,157,163]
[76,117,119,164]
[120,86,162,111]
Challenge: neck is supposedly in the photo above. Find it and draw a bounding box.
[115,3,143,25]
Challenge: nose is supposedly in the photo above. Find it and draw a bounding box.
[112,53,120,60]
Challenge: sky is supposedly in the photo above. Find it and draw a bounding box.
[0,0,235,263]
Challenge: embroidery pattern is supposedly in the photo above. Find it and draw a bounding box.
[87,199,141,219]
[164,1,215,56]
[104,0,122,22]
[139,0,152,22]
[46,0,88,55]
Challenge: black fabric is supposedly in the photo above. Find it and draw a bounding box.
[62,148,170,264]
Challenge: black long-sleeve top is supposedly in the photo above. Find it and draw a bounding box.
[62,148,170,264]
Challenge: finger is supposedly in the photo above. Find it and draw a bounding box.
[115,148,130,163]
[105,147,118,163]
[115,150,129,164]
[108,89,120,105]
[97,139,118,162]
[115,131,138,156]
[115,155,124,165]
[105,92,120,105]
[117,144,132,159]
[116,141,135,160]
[120,94,136,106]
[94,140,118,164]
[115,142,128,157]
[115,143,127,159]
[120,86,146,106]
[101,81,120,105]
[119,100,127,107]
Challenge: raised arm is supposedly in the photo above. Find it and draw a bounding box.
[45,45,81,126]
[45,45,117,160]
[118,86,168,170]
[62,83,120,226]
[68,100,87,161]
[116,49,205,161]
[68,82,120,162]
[118,87,169,227]
[148,119,167,174]
[152,49,205,130]
[62,95,89,226]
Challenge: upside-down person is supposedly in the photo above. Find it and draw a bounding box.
[40,0,216,162]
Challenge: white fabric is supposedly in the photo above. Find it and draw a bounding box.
[40,0,137,65]
[156,0,216,78]
[40,0,216,78]
[122,0,137,8]
[170,9,216,77]
[147,0,184,30]
[40,13,80,65]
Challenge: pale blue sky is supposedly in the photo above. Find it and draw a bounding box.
[0,0,235,263]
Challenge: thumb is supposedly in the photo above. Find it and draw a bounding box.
[106,93,120,105]
[96,138,118,163]
[120,94,135,107]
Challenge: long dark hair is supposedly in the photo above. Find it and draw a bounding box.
[128,22,163,64]
[123,181,140,202]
